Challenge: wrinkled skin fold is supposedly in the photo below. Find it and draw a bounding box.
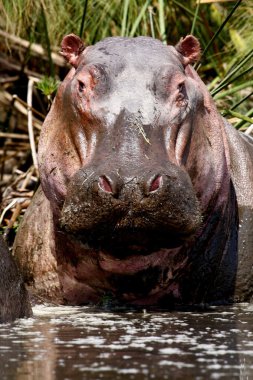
[13,34,253,307]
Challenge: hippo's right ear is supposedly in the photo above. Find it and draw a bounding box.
[175,35,201,65]
[60,34,86,68]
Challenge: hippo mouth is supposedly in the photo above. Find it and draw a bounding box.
[60,195,202,258]
[61,222,198,257]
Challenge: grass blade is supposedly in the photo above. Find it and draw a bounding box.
[79,0,89,38]
[191,0,200,35]
[212,49,253,94]
[234,109,253,130]
[172,0,202,20]
[230,91,253,111]
[40,2,54,78]
[129,0,150,38]
[121,0,130,37]
[158,0,166,43]
[213,80,253,100]
[148,6,155,38]
[196,0,242,69]
[226,110,253,125]
[211,63,253,96]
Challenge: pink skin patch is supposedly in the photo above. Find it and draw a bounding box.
[98,175,113,193]
[149,175,163,192]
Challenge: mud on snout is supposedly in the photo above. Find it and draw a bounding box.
[59,164,203,255]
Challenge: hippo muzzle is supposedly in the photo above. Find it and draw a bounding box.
[60,160,202,254]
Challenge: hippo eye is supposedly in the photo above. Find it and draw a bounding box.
[176,82,187,106]
[78,80,86,92]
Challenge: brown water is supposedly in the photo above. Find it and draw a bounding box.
[1,303,253,379]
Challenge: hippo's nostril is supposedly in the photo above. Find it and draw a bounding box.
[149,175,163,193]
[98,175,113,193]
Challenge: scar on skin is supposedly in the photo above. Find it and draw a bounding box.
[50,167,57,174]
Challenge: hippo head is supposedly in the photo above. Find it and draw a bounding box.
[38,34,229,257]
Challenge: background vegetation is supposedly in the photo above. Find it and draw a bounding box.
[0,0,252,240]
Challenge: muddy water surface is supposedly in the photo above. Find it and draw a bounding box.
[1,304,253,379]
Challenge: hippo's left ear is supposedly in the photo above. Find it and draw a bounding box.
[60,34,86,68]
[175,35,201,65]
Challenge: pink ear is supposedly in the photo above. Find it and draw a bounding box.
[175,35,201,65]
[60,34,85,68]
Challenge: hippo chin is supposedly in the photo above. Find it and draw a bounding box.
[13,34,253,307]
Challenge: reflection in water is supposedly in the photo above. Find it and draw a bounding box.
[1,304,253,379]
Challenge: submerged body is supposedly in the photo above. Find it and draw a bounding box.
[0,236,32,322]
[14,35,253,306]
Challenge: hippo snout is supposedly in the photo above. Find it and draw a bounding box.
[60,164,202,254]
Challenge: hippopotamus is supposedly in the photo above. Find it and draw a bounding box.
[13,34,253,307]
[0,236,32,322]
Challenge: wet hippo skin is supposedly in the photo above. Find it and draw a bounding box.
[13,34,253,307]
[0,236,32,322]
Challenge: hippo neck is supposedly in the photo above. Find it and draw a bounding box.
[180,179,238,305]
